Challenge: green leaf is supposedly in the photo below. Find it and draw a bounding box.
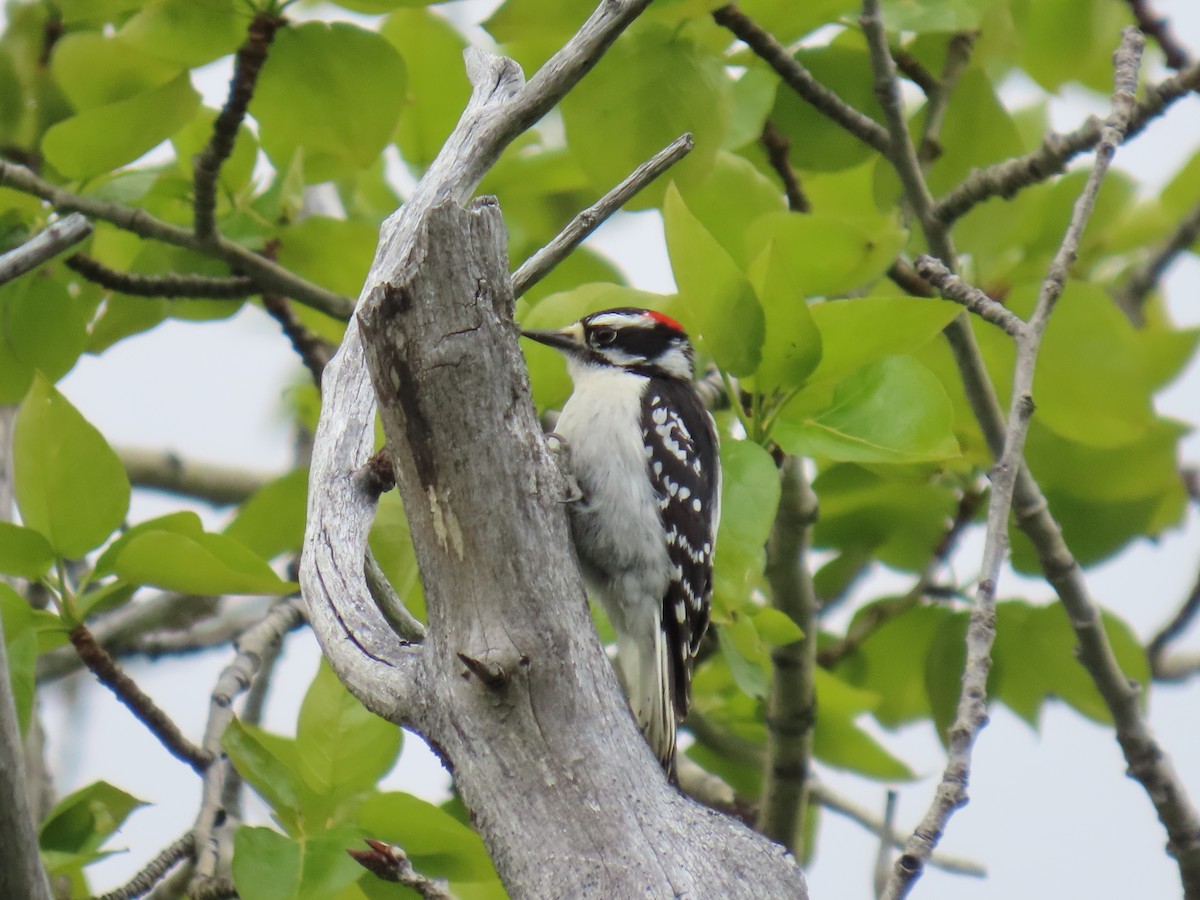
[717,614,770,699]
[0,522,54,579]
[252,22,407,184]
[41,72,200,179]
[807,296,961,384]
[224,469,309,560]
[835,601,955,727]
[224,720,308,832]
[276,218,378,297]
[746,242,822,393]
[93,510,203,577]
[357,792,498,883]
[663,184,764,376]
[724,66,777,151]
[770,40,884,171]
[561,23,731,209]
[0,274,90,404]
[368,490,427,626]
[117,0,243,68]
[773,356,960,463]
[296,661,402,810]
[812,714,915,780]
[14,376,130,558]
[380,8,470,169]
[745,210,908,298]
[812,464,960,572]
[713,440,780,610]
[883,0,993,30]
[233,827,302,900]
[1014,0,1131,93]
[51,32,182,110]
[115,530,297,595]
[40,781,146,863]
[678,151,787,268]
[750,606,804,645]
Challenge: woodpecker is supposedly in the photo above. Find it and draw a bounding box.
[521,308,721,776]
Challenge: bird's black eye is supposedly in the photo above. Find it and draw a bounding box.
[593,326,617,346]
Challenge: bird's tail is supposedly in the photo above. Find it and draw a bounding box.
[617,625,677,779]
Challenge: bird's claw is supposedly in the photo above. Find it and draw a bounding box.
[546,432,584,503]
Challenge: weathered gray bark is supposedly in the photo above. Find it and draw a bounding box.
[298,3,807,895]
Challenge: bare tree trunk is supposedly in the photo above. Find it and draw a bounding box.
[298,5,808,894]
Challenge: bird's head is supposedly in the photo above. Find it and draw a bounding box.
[521,307,695,380]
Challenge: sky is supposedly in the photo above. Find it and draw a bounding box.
[13,1,1200,898]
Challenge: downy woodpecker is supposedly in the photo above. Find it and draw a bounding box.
[522,308,721,776]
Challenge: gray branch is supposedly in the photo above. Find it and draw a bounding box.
[757,456,819,851]
[914,256,1026,337]
[300,3,809,893]
[882,26,1148,899]
[189,597,305,894]
[118,448,274,506]
[0,212,92,285]
[1112,197,1200,324]
[512,132,694,299]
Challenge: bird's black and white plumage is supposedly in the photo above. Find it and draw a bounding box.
[521,308,721,775]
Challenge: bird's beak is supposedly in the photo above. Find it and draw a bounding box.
[520,322,585,353]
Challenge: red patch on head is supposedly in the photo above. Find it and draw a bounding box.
[645,310,685,332]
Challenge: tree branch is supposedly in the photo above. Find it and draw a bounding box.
[65,254,256,299]
[261,294,335,384]
[758,456,820,851]
[69,624,213,773]
[881,26,1150,898]
[0,212,91,285]
[118,448,273,506]
[1148,562,1200,676]
[1125,0,1193,70]
[193,13,283,239]
[349,840,457,900]
[918,32,975,165]
[914,255,1026,337]
[93,832,195,900]
[712,3,890,155]
[511,132,694,298]
[760,120,810,213]
[190,597,306,894]
[931,59,1200,227]
[0,160,353,319]
[1111,197,1200,324]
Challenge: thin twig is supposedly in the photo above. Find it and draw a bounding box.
[190,597,306,895]
[0,160,353,319]
[885,259,934,297]
[1148,563,1200,674]
[119,448,273,506]
[914,255,1026,337]
[757,456,819,851]
[1112,198,1200,324]
[349,840,458,899]
[818,485,984,668]
[365,550,427,643]
[918,33,975,165]
[760,120,810,212]
[892,50,938,96]
[65,255,257,299]
[874,791,898,899]
[93,832,195,900]
[0,212,91,285]
[194,13,283,239]
[1125,0,1193,70]
[712,3,890,155]
[932,59,1200,227]
[511,132,693,298]
[881,27,1147,899]
[261,294,335,384]
[811,783,987,879]
[68,624,213,773]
